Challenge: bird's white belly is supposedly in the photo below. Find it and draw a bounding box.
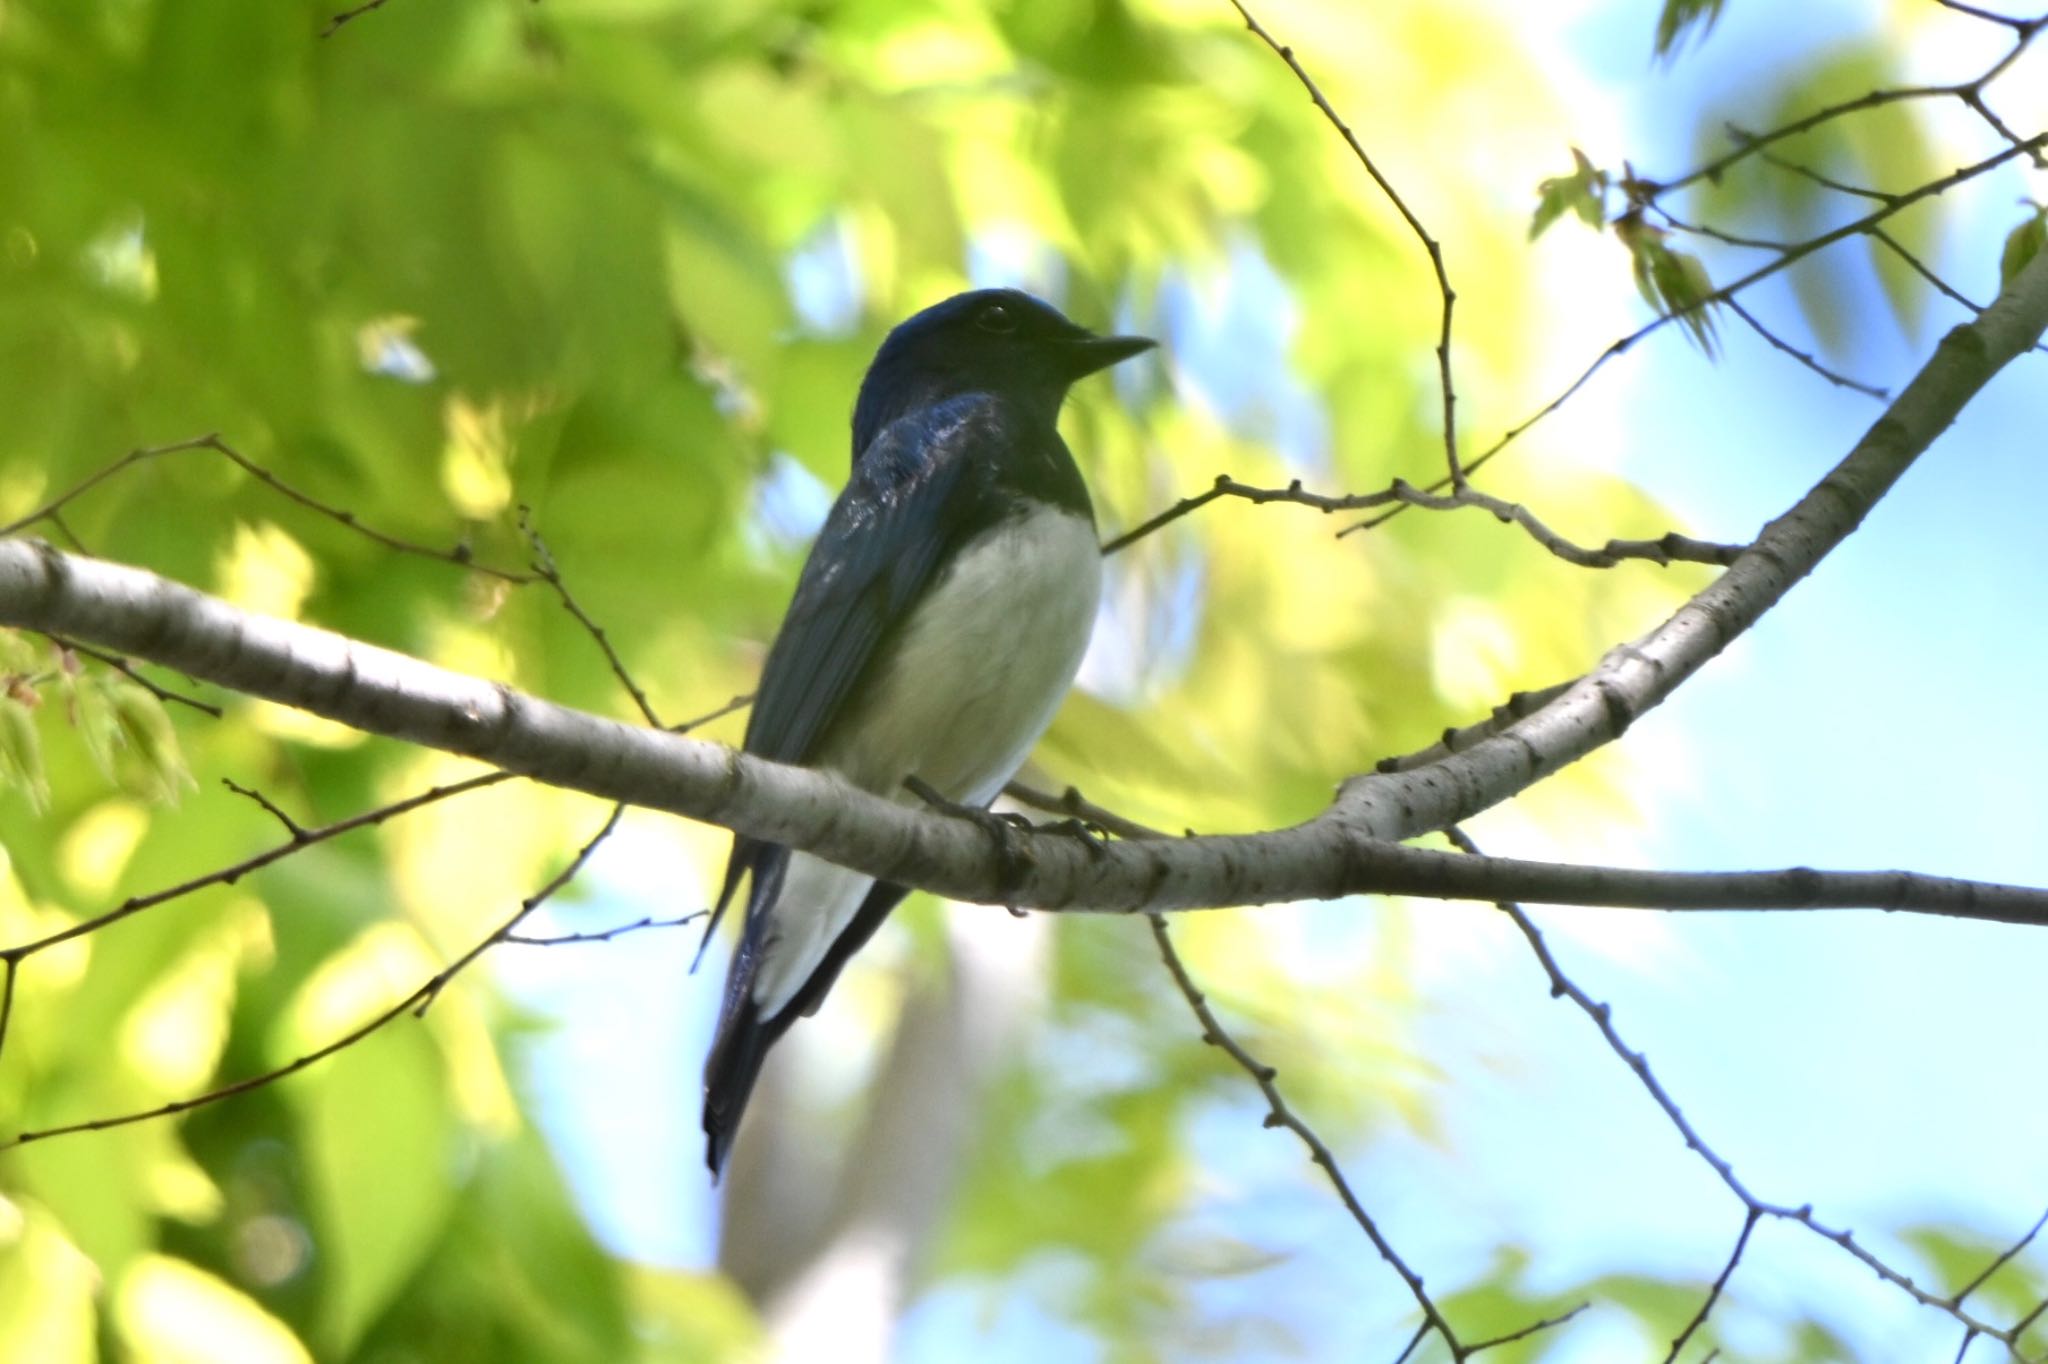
[752,506,1101,1015]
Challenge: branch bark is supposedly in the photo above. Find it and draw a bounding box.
[1,247,2044,925]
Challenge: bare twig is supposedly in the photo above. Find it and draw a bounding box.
[322,0,394,37]
[1935,1,2040,32]
[1467,1301,1593,1354]
[0,436,214,538]
[1652,6,2047,196]
[3,803,623,1148]
[1106,473,1743,567]
[0,433,533,582]
[0,771,507,967]
[1724,298,1890,398]
[1335,478,1747,567]
[0,772,506,1067]
[504,910,707,946]
[1747,140,1898,204]
[519,508,663,728]
[1007,779,1578,1359]
[1147,912,1468,1354]
[222,777,309,841]
[1449,827,2034,1353]
[1225,0,1465,486]
[45,636,224,718]
[1665,1209,1761,1363]
[1955,1206,2048,1306]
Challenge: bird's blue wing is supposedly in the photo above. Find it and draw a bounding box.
[745,392,1010,765]
[706,393,1014,934]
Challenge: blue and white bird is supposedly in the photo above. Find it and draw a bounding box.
[703,288,1154,1176]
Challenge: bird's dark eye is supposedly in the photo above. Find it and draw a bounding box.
[975,303,1017,334]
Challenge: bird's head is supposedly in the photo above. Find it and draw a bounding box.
[851,288,1155,458]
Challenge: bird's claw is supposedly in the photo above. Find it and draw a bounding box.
[904,776,1035,898]
[1040,816,1110,857]
[902,781,1112,896]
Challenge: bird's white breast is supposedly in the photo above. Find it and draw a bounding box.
[829,504,1101,800]
[750,505,1101,1015]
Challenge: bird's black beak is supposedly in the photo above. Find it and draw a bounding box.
[1059,331,1157,379]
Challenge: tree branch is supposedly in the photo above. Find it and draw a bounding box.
[0,248,2043,928]
[4,533,2048,924]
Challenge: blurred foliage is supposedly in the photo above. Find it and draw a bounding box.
[0,0,2026,1360]
[1693,41,1945,358]
[2003,203,2047,288]
[1654,0,1728,60]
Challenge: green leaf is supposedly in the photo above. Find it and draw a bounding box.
[1654,0,1728,58]
[105,681,193,805]
[0,1198,97,1364]
[1530,149,1608,241]
[0,694,50,812]
[2001,207,2048,289]
[278,930,459,1357]
[1620,219,1722,354]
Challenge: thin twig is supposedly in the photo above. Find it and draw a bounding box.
[1467,1301,1593,1354]
[1934,0,2040,32]
[1449,827,2033,1352]
[1956,1206,2048,1306]
[1,433,533,582]
[221,777,308,840]
[1007,778,1577,1359]
[1105,471,1743,567]
[45,636,224,718]
[519,507,663,728]
[0,436,216,538]
[1226,0,1465,486]
[3,804,623,1148]
[0,771,508,965]
[504,910,707,946]
[322,0,393,37]
[1747,140,1897,204]
[1147,912,1467,1355]
[1665,1210,1760,1363]
[1724,299,1890,397]
[1336,478,1747,566]
[1653,4,2047,197]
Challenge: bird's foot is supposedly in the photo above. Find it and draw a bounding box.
[903,777,1078,900]
[1036,816,1111,857]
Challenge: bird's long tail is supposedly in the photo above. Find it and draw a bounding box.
[701,861,911,1177]
[703,991,775,1179]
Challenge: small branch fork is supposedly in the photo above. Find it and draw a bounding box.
[1483,129,2048,473]
[0,432,534,583]
[1104,472,1744,567]
[1448,827,2048,1358]
[1170,3,2046,562]
[1225,0,1466,489]
[1649,7,2048,197]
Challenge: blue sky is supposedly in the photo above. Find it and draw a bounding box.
[495,3,2048,1359]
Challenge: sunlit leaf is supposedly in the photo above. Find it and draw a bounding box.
[2002,206,2048,289]
[0,695,50,812]
[114,1254,312,1364]
[278,926,459,1355]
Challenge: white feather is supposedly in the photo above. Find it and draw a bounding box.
[752,505,1101,1015]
